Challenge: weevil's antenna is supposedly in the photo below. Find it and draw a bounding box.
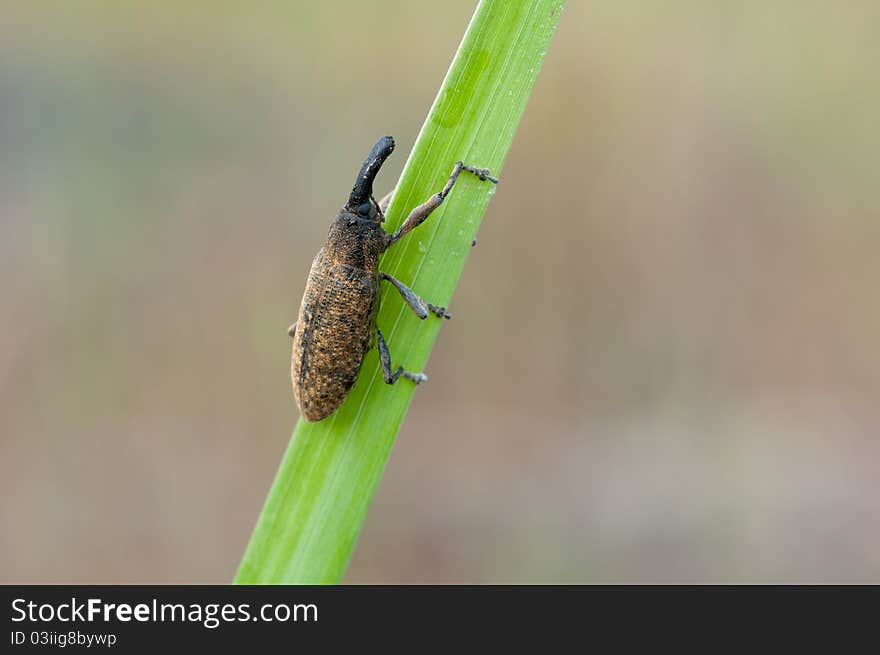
[370,194,385,222]
[347,136,395,210]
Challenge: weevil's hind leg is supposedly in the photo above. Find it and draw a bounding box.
[288,322,297,338]
[387,162,498,246]
[380,272,451,320]
[377,329,427,385]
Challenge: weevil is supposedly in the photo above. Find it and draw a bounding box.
[289,135,497,422]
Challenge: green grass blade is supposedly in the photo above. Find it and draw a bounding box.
[235,0,565,585]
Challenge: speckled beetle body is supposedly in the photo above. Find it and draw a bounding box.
[289,136,497,422]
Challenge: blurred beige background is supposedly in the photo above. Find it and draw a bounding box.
[2,1,878,583]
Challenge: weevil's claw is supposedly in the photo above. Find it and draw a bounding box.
[427,303,451,320]
[404,372,428,384]
[463,166,498,183]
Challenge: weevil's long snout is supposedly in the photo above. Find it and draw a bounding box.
[348,135,395,210]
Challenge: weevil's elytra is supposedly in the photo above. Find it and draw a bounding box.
[290,135,498,422]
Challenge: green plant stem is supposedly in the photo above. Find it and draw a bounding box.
[235,0,565,585]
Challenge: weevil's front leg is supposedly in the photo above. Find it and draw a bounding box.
[380,272,451,320]
[386,162,498,246]
[377,329,427,385]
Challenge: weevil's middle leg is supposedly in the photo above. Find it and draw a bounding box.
[377,329,427,385]
[380,272,451,320]
[387,161,497,246]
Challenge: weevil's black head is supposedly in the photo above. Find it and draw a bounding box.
[346,135,394,220]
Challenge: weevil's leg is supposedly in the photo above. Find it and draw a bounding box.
[380,272,451,320]
[387,162,498,246]
[377,329,427,385]
[287,322,297,338]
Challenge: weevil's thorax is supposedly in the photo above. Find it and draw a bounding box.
[323,211,389,272]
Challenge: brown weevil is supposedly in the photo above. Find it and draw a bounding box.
[289,135,497,422]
